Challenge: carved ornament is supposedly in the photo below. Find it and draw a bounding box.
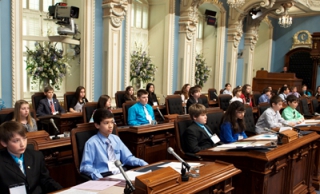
[291,30,312,50]
[103,0,128,27]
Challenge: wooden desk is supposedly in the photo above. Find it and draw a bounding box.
[118,123,176,164]
[198,132,320,194]
[301,125,320,190]
[252,70,302,92]
[27,131,76,188]
[38,112,83,134]
[51,160,241,194]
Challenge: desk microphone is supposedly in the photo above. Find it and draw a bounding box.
[156,106,165,121]
[114,160,135,194]
[264,128,283,145]
[167,147,190,171]
[263,127,277,134]
[50,118,60,140]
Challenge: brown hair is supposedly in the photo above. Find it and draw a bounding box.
[189,103,207,120]
[13,100,34,128]
[232,87,241,96]
[189,86,201,97]
[75,86,86,101]
[97,95,111,109]
[0,121,26,143]
[125,86,137,101]
[180,84,190,100]
[221,101,246,133]
[137,89,148,97]
[270,95,283,106]
[44,86,54,93]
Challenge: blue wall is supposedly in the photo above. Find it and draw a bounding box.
[236,36,244,86]
[271,15,320,87]
[0,0,12,106]
[94,0,103,101]
[172,0,180,93]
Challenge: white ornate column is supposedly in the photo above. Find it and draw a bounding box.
[102,0,128,95]
[226,20,243,87]
[178,0,200,87]
[243,19,259,85]
[81,0,95,101]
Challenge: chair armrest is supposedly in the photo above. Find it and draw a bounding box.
[185,152,202,160]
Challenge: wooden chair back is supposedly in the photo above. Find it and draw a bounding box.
[0,108,14,125]
[174,115,202,160]
[122,101,137,125]
[218,94,232,111]
[115,91,126,108]
[206,109,224,136]
[165,95,183,115]
[64,92,75,111]
[82,102,97,123]
[208,88,218,101]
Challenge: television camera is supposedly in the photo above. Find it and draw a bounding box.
[48,3,79,35]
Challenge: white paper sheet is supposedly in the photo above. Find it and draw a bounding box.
[107,170,150,181]
[72,180,120,191]
[56,188,97,194]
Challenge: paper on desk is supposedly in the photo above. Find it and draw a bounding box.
[279,127,292,132]
[56,188,97,194]
[108,170,150,181]
[157,162,201,173]
[246,134,277,140]
[216,141,254,148]
[72,180,120,191]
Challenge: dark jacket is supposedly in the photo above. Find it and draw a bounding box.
[36,98,65,116]
[0,148,62,194]
[183,122,215,153]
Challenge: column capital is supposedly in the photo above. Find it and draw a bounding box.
[227,21,243,49]
[102,0,128,27]
[179,0,202,40]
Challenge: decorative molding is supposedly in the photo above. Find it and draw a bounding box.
[291,30,312,50]
[102,0,128,96]
[103,0,128,28]
[124,1,132,88]
[260,0,276,8]
[11,0,23,106]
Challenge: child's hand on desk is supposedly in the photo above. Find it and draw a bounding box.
[287,122,295,127]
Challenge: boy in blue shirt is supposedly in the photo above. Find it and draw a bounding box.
[128,89,155,126]
[80,108,148,180]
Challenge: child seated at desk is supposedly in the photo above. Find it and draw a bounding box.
[281,95,304,124]
[128,89,155,126]
[220,101,247,143]
[89,95,112,123]
[80,108,148,180]
[186,86,204,113]
[36,86,65,116]
[13,100,37,132]
[69,86,89,113]
[255,96,295,134]
[183,104,218,153]
[0,121,62,193]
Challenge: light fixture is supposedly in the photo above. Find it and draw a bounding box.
[227,0,245,8]
[278,5,292,28]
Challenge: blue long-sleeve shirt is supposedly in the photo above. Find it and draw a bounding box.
[80,132,148,180]
[258,94,270,104]
[127,102,155,126]
[220,122,247,143]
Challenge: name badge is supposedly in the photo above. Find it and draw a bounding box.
[9,183,27,194]
[107,161,118,172]
[153,102,158,106]
[211,134,220,144]
[238,135,243,140]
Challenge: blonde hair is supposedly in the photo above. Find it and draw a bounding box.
[13,100,34,128]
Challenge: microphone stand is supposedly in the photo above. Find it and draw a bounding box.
[124,182,135,194]
[181,163,189,182]
[276,132,283,145]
